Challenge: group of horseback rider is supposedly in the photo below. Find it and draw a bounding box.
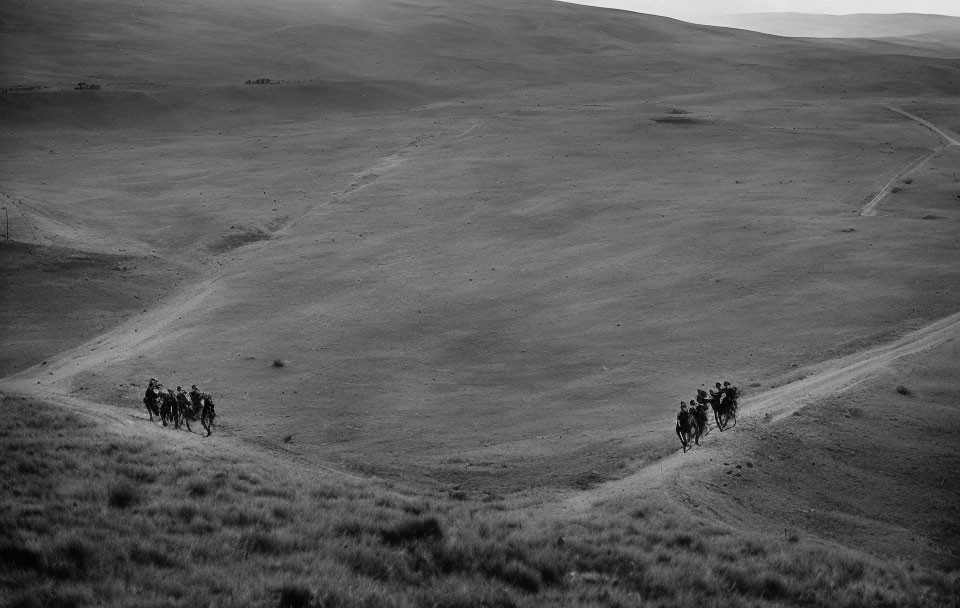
[676,381,740,451]
[143,378,217,437]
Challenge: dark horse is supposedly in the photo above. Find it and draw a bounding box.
[182,394,217,437]
[159,390,178,427]
[143,387,162,421]
[676,407,694,452]
[690,402,709,444]
[710,392,738,431]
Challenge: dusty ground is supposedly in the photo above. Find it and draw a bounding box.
[549,309,960,569]
[1,0,959,570]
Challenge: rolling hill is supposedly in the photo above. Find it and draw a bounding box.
[2,0,960,488]
[709,12,960,55]
[1,0,958,573]
[2,0,960,604]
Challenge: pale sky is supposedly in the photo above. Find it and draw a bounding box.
[562,1,960,22]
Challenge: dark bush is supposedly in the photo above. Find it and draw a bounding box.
[47,537,97,580]
[239,529,299,555]
[187,479,209,498]
[278,584,314,608]
[499,560,543,592]
[335,519,374,538]
[108,481,141,509]
[380,516,443,545]
[0,541,43,571]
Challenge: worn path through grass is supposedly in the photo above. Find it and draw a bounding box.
[538,307,960,518]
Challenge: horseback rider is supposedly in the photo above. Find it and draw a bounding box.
[201,392,216,415]
[690,399,708,430]
[723,381,739,407]
[677,400,691,432]
[158,388,177,427]
[143,378,162,421]
[171,387,183,428]
[144,379,157,401]
[676,400,693,449]
[199,391,217,437]
[176,386,191,415]
[189,384,203,409]
[714,382,726,405]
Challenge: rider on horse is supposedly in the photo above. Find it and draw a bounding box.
[690,399,708,432]
[676,400,693,450]
[143,378,162,421]
[189,385,203,409]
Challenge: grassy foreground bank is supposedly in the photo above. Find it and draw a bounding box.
[1,393,957,608]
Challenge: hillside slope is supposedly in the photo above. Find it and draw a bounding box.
[709,12,960,54]
[1,0,959,490]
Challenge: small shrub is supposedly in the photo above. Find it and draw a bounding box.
[668,533,694,549]
[47,536,98,580]
[499,560,543,592]
[343,545,398,581]
[278,584,314,608]
[221,506,269,528]
[0,540,43,571]
[177,502,200,523]
[380,516,444,545]
[253,485,296,500]
[239,529,300,555]
[335,519,374,538]
[187,479,209,498]
[108,481,141,509]
[119,465,156,483]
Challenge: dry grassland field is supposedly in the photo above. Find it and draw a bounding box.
[1,0,959,606]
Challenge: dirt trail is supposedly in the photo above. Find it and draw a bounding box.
[3,103,960,521]
[542,309,960,518]
[3,127,439,392]
[860,106,959,217]
[886,106,960,147]
[6,301,960,521]
[3,276,227,388]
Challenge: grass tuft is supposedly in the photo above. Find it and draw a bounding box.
[4,394,958,607]
[239,529,302,555]
[499,559,543,592]
[380,516,444,546]
[107,481,141,509]
[0,540,43,572]
[277,583,314,608]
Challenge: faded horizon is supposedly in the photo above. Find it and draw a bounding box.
[560,1,960,23]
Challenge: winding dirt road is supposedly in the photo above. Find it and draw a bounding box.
[5,299,960,520]
[2,104,959,520]
[543,308,960,518]
[860,106,960,217]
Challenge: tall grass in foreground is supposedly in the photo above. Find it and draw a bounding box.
[1,393,957,607]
